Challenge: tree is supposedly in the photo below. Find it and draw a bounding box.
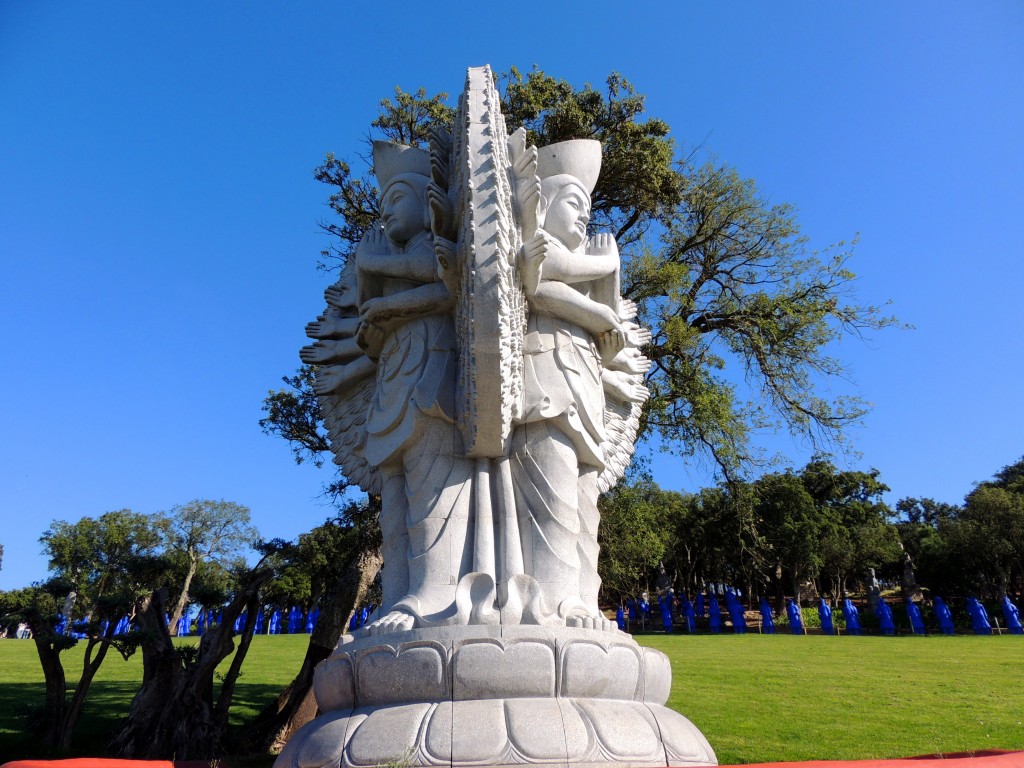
[110,556,275,760]
[240,500,382,754]
[162,499,257,636]
[597,480,678,602]
[799,459,900,599]
[11,510,164,751]
[267,68,897,489]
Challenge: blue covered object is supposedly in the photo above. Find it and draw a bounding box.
[1001,596,1022,635]
[785,599,803,635]
[707,595,723,633]
[966,597,992,635]
[615,605,626,631]
[678,594,696,633]
[875,598,896,636]
[659,595,674,633]
[932,596,956,634]
[818,599,834,635]
[758,597,776,634]
[725,589,746,633]
[269,610,281,634]
[842,599,862,635]
[906,601,926,635]
[694,593,705,620]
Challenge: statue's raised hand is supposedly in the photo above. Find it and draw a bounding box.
[588,232,619,258]
[357,225,389,256]
[427,182,454,239]
[520,231,550,296]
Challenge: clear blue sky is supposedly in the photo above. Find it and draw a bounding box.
[2,2,1022,590]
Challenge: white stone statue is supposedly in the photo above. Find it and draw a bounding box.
[286,66,715,768]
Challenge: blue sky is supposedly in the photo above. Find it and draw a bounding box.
[1,2,1022,590]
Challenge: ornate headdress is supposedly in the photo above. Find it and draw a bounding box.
[535,139,601,194]
[373,140,431,192]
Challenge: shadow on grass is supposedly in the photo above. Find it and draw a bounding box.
[0,681,286,763]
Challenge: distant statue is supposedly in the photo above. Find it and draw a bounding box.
[842,599,862,635]
[932,596,956,635]
[818,598,834,635]
[1001,596,1022,635]
[867,567,881,609]
[900,550,923,603]
[708,595,723,634]
[786,598,804,635]
[759,597,776,634]
[966,597,993,635]
[905,601,926,635]
[875,598,896,636]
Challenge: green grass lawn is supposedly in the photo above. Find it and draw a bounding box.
[1,633,1022,765]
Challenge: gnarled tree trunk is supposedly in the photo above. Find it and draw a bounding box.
[110,569,272,760]
[239,544,382,755]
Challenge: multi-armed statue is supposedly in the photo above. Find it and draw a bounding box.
[282,67,715,768]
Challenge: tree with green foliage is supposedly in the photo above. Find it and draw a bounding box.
[162,499,257,636]
[265,66,896,485]
[895,457,1024,600]
[110,553,276,760]
[5,510,164,751]
[596,479,679,602]
[799,459,900,600]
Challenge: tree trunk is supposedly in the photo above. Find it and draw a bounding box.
[111,569,273,760]
[57,628,116,751]
[239,544,383,756]
[30,625,67,752]
[168,557,198,637]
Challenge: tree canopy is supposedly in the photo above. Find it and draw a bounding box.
[264,67,898,486]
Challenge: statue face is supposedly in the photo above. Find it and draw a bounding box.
[380,180,425,246]
[543,182,591,251]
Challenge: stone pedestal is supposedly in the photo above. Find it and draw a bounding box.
[274,626,716,768]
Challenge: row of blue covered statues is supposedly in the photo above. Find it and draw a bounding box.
[175,605,321,636]
[615,590,1023,636]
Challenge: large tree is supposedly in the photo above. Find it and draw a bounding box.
[8,510,164,751]
[162,499,257,636]
[266,67,896,479]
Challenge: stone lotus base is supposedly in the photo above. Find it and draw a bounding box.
[274,625,716,768]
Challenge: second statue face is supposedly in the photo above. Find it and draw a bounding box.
[543,181,591,252]
[381,179,426,246]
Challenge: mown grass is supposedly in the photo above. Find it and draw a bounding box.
[1,633,1022,765]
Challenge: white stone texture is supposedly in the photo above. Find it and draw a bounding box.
[289,64,714,768]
